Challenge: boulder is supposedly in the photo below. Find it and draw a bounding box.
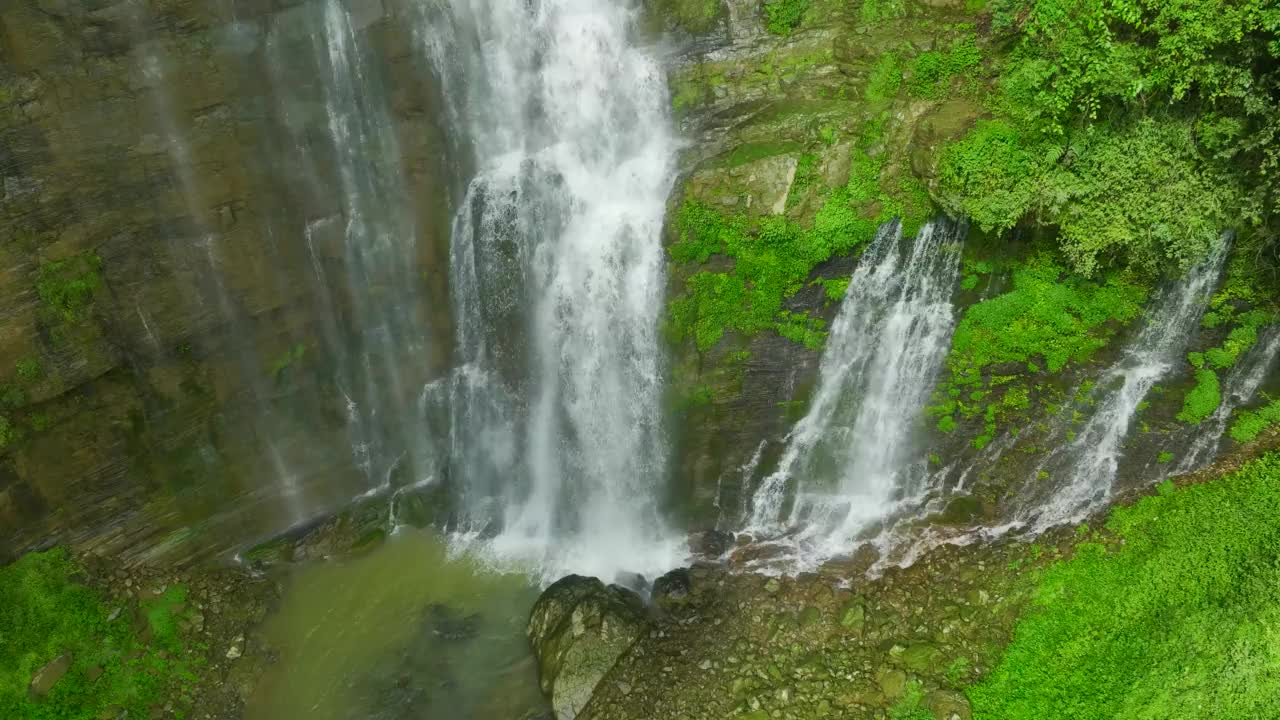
[29,653,72,697]
[651,568,693,610]
[926,689,973,720]
[690,529,735,558]
[527,575,649,719]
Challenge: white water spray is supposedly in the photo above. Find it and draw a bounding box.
[745,219,965,571]
[421,0,684,581]
[1022,239,1229,530]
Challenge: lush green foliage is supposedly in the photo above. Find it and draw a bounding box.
[764,0,809,34]
[907,34,981,99]
[940,0,1280,274]
[0,549,200,719]
[1176,368,1221,425]
[36,253,103,323]
[1230,397,1280,443]
[941,119,1233,275]
[969,452,1280,719]
[929,253,1146,444]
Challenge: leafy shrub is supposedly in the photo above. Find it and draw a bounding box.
[1176,369,1221,425]
[36,253,103,323]
[1229,398,1280,443]
[907,34,981,99]
[764,0,808,34]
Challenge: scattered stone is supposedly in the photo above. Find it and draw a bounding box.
[926,689,973,720]
[29,653,73,697]
[875,667,907,700]
[225,636,244,660]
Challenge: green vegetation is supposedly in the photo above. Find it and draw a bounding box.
[864,53,903,104]
[888,680,933,720]
[969,452,1280,719]
[1,549,202,719]
[36,253,103,323]
[0,415,15,450]
[269,343,307,379]
[16,357,42,382]
[1230,398,1280,444]
[937,0,1280,276]
[906,34,981,99]
[1156,451,1174,464]
[1176,369,1221,425]
[928,253,1146,444]
[860,0,905,24]
[667,122,931,353]
[764,0,808,34]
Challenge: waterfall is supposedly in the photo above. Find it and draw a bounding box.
[1021,240,1229,530]
[1170,326,1280,474]
[419,0,684,580]
[745,219,965,570]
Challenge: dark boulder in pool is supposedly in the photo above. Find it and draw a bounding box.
[527,575,648,719]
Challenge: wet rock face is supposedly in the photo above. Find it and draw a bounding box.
[0,0,454,565]
[528,575,650,720]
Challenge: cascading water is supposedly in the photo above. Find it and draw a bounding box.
[1169,326,1280,474]
[420,0,684,580]
[1021,240,1229,530]
[745,219,965,570]
[293,0,439,494]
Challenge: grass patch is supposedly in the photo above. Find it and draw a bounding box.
[0,549,201,719]
[968,452,1280,719]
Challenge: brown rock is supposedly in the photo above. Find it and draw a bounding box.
[29,653,72,697]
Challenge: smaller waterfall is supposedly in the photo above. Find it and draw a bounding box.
[1171,326,1280,474]
[746,219,964,569]
[1023,240,1229,530]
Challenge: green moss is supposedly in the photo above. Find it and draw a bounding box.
[907,33,981,99]
[860,0,905,24]
[764,0,809,34]
[889,679,933,720]
[864,52,903,104]
[669,120,934,353]
[929,252,1146,437]
[968,452,1280,719]
[36,253,103,323]
[0,415,15,450]
[1229,398,1280,444]
[269,343,307,379]
[1156,451,1174,464]
[0,549,202,719]
[1176,369,1221,425]
[713,141,804,169]
[15,357,42,383]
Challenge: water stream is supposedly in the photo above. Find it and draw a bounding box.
[1019,240,1230,530]
[420,0,685,581]
[745,219,965,571]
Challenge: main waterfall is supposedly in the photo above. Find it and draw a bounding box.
[419,0,684,580]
